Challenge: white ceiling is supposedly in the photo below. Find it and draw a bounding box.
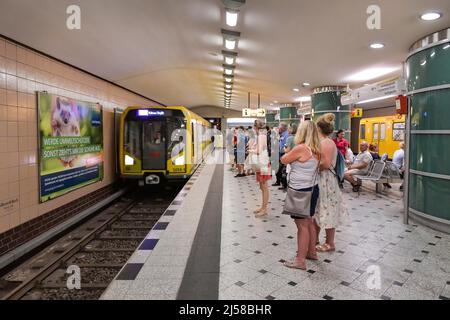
[0,0,449,110]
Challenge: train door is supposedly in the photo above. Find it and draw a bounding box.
[142,120,166,170]
[372,122,386,154]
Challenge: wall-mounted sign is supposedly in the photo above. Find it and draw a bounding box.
[242,108,266,118]
[38,93,104,203]
[0,197,19,215]
[352,108,363,118]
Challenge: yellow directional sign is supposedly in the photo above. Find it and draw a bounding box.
[353,108,363,118]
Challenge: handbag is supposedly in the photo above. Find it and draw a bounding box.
[282,156,320,219]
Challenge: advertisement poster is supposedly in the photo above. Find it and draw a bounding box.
[38,93,104,203]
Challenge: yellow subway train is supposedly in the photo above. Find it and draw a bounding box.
[119,106,212,185]
[358,114,406,159]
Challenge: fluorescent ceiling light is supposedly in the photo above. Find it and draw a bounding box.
[225,77,232,83]
[344,66,400,82]
[358,94,396,104]
[225,56,235,65]
[225,39,236,50]
[224,68,234,75]
[420,12,442,21]
[370,43,385,49]
[293,88,300,92]
[297,96,311,102]
[302,82,310,87]
[226,10,239,27]
[273,100,278,103]
[225,84,232,89]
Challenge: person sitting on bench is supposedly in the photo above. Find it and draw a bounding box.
[344,141,373,192]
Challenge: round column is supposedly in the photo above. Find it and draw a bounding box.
[406,28,450,232]
[265,112,277,128]
[311,87,351,140]
[279,105,298,125]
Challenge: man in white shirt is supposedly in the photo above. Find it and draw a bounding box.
[344,141,373,192]
[393,142,405,171]
[393,142,406,190]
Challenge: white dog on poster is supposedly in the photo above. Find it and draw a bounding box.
[51,97,81,167]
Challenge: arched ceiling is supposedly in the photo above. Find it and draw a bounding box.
[0,0,449,110]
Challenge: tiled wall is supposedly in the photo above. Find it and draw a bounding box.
[0,36,160,236]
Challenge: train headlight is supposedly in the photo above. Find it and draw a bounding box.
[125,155,135,165]
[174,156,185,166]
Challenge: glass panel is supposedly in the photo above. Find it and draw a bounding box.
[409,174,450,222]
[360,124,366,140]
[380,123,386,140]
[373,123,379,140]
[392,122,405,141]
[124,121,141,159]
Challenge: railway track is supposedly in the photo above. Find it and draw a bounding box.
[0,184,182,300]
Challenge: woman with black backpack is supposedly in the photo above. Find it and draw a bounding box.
[314,114,348,253]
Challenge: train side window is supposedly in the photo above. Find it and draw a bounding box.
[360,124,366,140]
[373,123,379,140]
[380,123,386,140]
[393,122,405,141]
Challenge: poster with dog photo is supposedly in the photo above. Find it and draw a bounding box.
[37,92,104,203]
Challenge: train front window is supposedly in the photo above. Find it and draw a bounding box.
[124,121,141,159]
[167,118,186,160]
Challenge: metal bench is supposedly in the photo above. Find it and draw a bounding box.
[354,160,386,193]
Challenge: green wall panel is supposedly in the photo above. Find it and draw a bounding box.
[409,134,450,175]
[409,174,450,221]
[279,107,298,124]
[410,90,450,131]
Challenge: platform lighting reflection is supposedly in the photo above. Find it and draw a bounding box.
[444,44,450,50]
[420,12,442,21]
[226,9,239,27]
[420,60,427,66]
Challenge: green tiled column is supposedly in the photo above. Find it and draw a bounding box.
[279,106,298,125]
[311,89,351,140]
[406,29,450,232]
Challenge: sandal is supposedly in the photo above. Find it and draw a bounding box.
[255,211,268,218]
[316,243,335,252]
[284,260,306,270]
